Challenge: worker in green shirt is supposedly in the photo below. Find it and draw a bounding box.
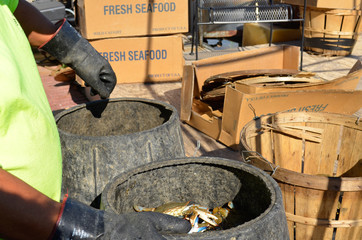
[0,0,190,239]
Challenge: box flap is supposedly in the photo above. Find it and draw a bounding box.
[180,65,194,121]
[348,60,362,74]
[187,111,222,141]
[235,67,362,94]
[193,45,300,94]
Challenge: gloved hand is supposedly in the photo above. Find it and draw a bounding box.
[51,196,191,240]
[39,19,116,99]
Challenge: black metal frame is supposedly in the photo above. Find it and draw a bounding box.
[190,0,307,70]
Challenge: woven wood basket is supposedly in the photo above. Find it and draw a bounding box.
[240,112,362,240]
[301,7,362,56]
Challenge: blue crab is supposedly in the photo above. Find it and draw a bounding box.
[134,201,233,233]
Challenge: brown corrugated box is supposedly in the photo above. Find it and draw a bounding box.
[77,0,189,39]
[77,34,184,86]
[181,45,362,149]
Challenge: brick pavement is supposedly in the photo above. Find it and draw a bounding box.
[37,64,88,115]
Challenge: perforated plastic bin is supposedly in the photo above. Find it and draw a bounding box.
[101,157,289,239]
[55,98,185,205]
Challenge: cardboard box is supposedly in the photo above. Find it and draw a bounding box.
[186,45,301,100]
[84,34,184,84]
[281,0,361,10]
[77,0,188,39]
[180,46,362,149]
[219,89,362,148]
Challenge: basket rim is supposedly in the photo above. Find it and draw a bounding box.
[240,112,362,192]
[54,97,179,139]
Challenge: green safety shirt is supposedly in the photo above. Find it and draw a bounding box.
[0,0,62,201]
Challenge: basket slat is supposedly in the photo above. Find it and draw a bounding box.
[339,129,362,177]
[259,128,274,163]
[337,126,361,176]
[308,8,326,53]
[246,129,257,153]
[343,14,359,33]
[264,124,323,142]
[295,187,339,239]
[319,123,341,176]
[280,182,296,239]
[347,130,362,177]
[286,213,362,227]
[304,123,325,175]
[335,191,362,239]
[325,12,345,54]
[273,123,304,172]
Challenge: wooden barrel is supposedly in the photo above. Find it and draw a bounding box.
[301,7,361,56]
[240,112,362,240]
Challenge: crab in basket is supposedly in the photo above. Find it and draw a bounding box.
[134,201,234,233]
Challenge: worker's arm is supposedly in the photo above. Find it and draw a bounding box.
[0,169,191,239]
[14,0,116,99]
[14,0,57,47]
[0,169,61,240]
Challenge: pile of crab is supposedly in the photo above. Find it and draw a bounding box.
[134,201,234,233]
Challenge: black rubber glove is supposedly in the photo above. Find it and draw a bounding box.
[51,196,191,240]
[40,19,116,99]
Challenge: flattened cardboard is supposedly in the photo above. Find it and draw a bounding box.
[77,0,188,39]
[89,34,184,84]
[235,66,362,94]
[192,45,300,98]
[181,45,362,149]
[181,45,300,121]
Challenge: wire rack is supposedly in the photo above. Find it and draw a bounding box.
[198,0,294,24]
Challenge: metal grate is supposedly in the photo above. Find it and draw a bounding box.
[199,0,293,24]
[199,0,286,7]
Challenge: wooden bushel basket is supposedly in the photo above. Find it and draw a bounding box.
[301,7,361,56]
[240,112,362,240]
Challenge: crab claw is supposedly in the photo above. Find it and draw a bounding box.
[188,212,198,226]
[194,209,218,227]
[133,205,155,212]
[188,215,208,234]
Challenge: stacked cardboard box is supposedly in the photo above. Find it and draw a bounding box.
[76,0,189,84]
